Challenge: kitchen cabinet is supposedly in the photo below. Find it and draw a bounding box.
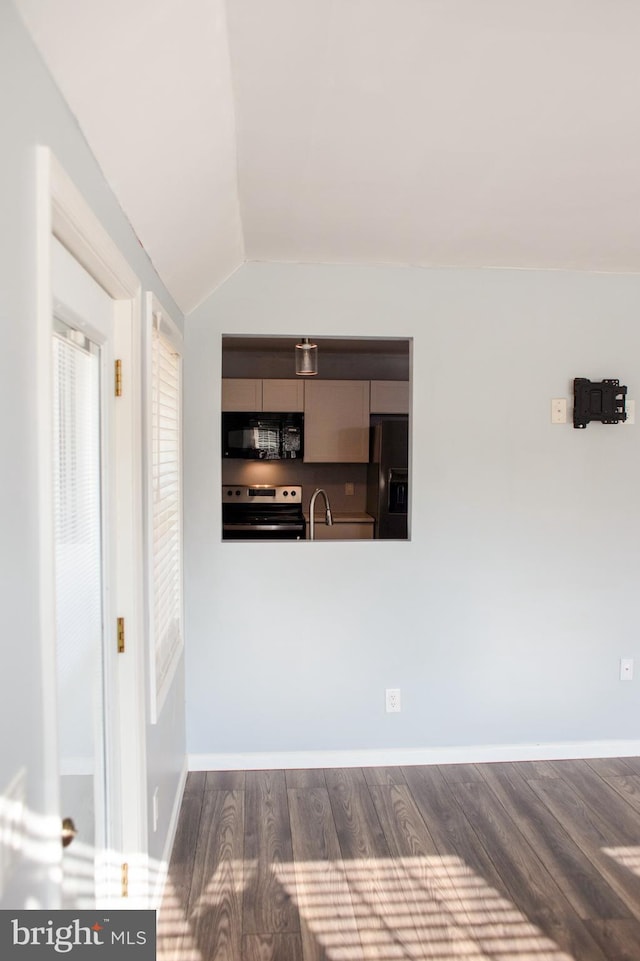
[304,380,370,463]
[222,378,304,412]
[221,378,262,411]
[262,378,304,412]
[370,380,410,414]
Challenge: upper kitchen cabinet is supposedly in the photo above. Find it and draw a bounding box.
[262,378,304,412]
[304,380,370,463]
[222,378,262,411]
[222,378,304,412]
[370,380,410,414]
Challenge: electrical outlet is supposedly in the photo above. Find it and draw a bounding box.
[385,688,401,713]
[620,658,634,681]
[551,398,567,424]
[623,399,635,425]
[345,482,355,496]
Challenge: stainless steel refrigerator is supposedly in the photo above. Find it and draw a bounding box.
[366,416,409,539]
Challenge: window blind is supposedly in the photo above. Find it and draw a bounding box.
[151,320,182,699]
[52,328,102,762]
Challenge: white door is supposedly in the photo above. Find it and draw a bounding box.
[51,236,116,906]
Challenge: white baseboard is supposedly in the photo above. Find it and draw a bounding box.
[188,739,640,772]
[148,759,189,909]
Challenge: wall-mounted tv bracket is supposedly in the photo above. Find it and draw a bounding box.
[573,378,627,429]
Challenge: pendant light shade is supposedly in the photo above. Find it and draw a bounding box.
[295,337,318,376]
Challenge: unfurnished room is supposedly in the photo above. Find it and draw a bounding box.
[2,2,640,959]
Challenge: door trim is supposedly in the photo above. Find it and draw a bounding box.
[36,148,148,905]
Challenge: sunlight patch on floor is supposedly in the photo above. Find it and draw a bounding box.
[274,855,573,960]
[157,853,575,960]
[157,880,203,961]
[602,845,640,877]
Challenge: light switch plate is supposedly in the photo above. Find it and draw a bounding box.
[551,398,567,424]
[621,658,634,681]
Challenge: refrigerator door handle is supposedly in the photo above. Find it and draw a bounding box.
[388,468,408,514]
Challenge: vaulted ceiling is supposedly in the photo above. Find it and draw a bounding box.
[15,0,640,314]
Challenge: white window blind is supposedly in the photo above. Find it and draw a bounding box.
[151,315,183,710]
[52,327,102,763]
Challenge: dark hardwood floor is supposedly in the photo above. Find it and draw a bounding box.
[158,758,640,960]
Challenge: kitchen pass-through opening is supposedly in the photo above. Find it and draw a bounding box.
[220,335,412,542]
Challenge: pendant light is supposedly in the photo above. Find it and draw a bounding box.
[295,337,318,376]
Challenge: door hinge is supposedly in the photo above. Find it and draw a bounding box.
[117,617,125,654]
[115,358,123,397]
[121,862,129,898]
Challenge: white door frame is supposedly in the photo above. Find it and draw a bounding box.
[36,148,148,905]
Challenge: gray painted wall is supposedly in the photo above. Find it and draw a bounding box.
[0,2,186,907]
[185,261,640,760]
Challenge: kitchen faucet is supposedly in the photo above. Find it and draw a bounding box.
[309,488,333,540]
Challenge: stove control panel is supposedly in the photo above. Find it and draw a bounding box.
[222,485,302,504]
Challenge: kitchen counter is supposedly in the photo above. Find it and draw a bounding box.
[305,511,375,540]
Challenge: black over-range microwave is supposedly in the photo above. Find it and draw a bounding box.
[222,411,304,460]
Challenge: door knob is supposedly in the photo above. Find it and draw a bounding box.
[61,817,77,848]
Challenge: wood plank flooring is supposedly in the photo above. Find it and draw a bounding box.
[158,758,640,960]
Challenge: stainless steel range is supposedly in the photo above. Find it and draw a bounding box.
[222,485,305,540]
